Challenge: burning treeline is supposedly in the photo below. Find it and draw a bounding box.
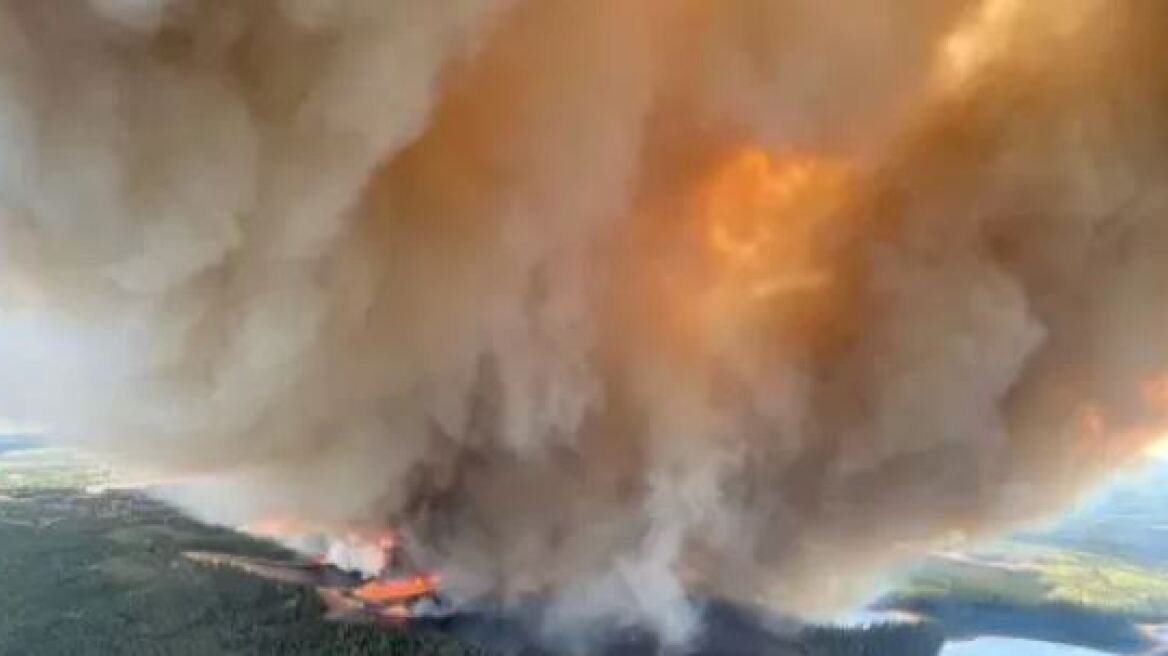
[1,0,1167,643]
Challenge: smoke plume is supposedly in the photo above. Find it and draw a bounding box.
[2,0,1167,643]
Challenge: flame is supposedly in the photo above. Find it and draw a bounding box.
[376,603,413,621]
[698,148,848,292]
[352,573,440,604]
[243,517,439,617]
[679,147,851,350]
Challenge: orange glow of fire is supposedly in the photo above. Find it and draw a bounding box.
[665,146,851,352]
[353,574,440,604]
[936,0,1025,88]
[376,532,396,550]
[934,0,1102,92]
[238,517,440,619]
[697,147,849,298]
[1075,374,1168,464]
[376,603,413,620]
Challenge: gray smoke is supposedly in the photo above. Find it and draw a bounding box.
[1,0,1166,644]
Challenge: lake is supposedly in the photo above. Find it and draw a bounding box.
[937,457,1168,655]
[943,637,1111,655]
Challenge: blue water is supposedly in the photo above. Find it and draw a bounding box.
[943,637,1111,656]
[935,459,1168,655]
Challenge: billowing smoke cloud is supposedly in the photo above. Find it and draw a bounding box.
[1,0,1167,644]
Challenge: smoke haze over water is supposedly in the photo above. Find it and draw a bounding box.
[2,0,1168,643]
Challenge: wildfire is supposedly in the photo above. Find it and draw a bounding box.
[241,518,441,620]
[353,574,441,604]
[697,148,849,297]
[662,146,852,353]
[1073,374,1168,467]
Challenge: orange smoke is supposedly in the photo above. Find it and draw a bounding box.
[1140,376,1168,410]
[934,0,1104,91]
[651,147,853,356]
[697,148,851,301]
[6,0,1168,641]
[244,517,439,617]
[1071,374,1168,470]
[246,516,318,539]
[247,516,395,547]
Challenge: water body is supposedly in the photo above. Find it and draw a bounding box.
[933,459,1168,656]
[943,637,1112,655]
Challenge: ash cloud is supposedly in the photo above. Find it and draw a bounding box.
[1,0,1167,644]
